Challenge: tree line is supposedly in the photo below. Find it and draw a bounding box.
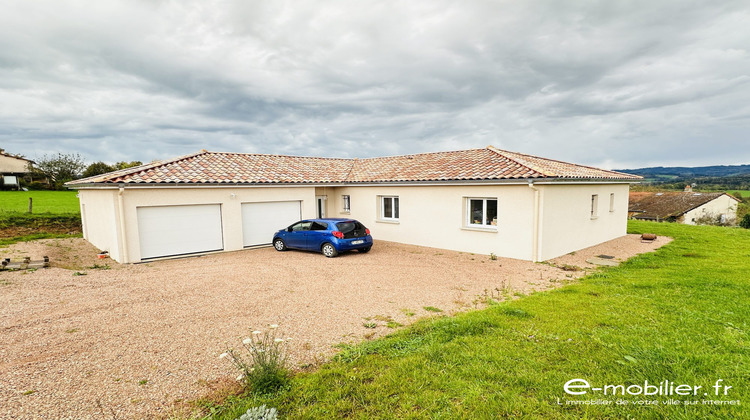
[27,152,142,190]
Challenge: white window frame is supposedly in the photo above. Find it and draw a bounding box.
[466,197,498,229]
[609,193,615,213]
[379,196,399,221]
[342,195,351,213]
[591,194,599,219]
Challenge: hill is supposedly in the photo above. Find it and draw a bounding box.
[616,164,750,178]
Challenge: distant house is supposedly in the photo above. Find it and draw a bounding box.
[0,151,33,190]
[628,190,739,225]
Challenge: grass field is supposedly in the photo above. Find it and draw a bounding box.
[727,190,750,198]
[206,221,750,419]
[0,191,81,245]
[0,190,80,214]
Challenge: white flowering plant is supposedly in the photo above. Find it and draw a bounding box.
[221,324,291,394]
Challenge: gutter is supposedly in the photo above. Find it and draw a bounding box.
[117,186,129,263]
[528,180,542,262]
[67,178,639,190]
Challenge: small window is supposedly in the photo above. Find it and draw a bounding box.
[380,196,399,220]
[591,194,599,218]
[609,193,615,212]
[311,221,328,231]
[342,195,351,212]
[467,198,498,227]
[291,221,312,231]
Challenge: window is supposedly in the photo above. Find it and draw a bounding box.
[291,221,312,231]
[311,221,328,231]
[342,195,351,212]
[380,196,399,220]
[591,194,599,218]
[609,193,615,212]
[467,198,498,227]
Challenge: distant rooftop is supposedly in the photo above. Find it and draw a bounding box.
[628,191,739,220]
[0,151,33,163]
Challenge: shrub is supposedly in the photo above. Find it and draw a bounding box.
[220,325,291,395]
[693,211,735,227]
[238,405,278,420]
[740,214,750,229]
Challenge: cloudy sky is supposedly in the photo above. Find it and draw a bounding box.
[1,0,749,169]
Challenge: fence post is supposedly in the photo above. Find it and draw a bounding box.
[28,197,33,213]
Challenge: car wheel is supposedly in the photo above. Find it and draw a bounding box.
[273,238,287,251]
[321,243,338,258]
[359,247,371,253]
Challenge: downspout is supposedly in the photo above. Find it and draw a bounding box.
[528,180,541,262]
[117,186,130,263]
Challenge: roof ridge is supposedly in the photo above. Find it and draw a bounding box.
[489,146,638,178]
[485,146,548,177]
[204,150,353,161]
[357,147,488,161]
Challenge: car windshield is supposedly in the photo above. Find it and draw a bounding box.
[336,221,366,239]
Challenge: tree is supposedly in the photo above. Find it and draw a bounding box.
[740,214,750,229]
[114,161,143,170]
[33,153,86,189]
[83,161,115,178]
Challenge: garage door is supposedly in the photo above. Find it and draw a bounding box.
[137,204,224,259]
[242,201,301,247]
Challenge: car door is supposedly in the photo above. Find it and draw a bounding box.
[285,221,312,249]
[305,221,330,250]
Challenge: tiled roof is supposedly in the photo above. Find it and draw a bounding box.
[347,147,637,182]
[67,146,641,186]
[628,191,738,220]
[0,151,33,163]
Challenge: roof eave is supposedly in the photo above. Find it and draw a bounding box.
[67,176,640,189]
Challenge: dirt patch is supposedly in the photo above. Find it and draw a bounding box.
[0,234,669,419]
[1,237,111,270]
[0,225,82,238]
[0,214,82,242]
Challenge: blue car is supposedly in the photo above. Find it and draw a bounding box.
[272,218,373,258]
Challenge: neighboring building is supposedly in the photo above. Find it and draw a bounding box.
[0,151,33,190]
[628,190,739,225]
[66,146,641,264]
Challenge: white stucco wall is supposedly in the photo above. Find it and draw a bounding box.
[77,182,632,264]
[78,186,317,263]
[682,195,739,225]
[77,189,120,260]
[331,184,536,260]
[537,183,630,260]
[0,155,30,173]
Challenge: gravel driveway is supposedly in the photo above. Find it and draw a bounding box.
[0,235,669,419]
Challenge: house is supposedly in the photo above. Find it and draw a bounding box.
[65,146,641,263]
[0,151,33,190]
[628,190,739,225]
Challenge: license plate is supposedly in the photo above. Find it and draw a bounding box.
[352,240,364,245]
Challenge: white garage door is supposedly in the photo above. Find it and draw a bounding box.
[137,204,224,259]
[242,201,301,247]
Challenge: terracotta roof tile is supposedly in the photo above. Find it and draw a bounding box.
[67,146,641,186]
[628,191,738,220]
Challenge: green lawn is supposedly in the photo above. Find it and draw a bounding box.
[727,190,750,198]
[208,221,749,419]
[0,191,81,245]
[0,190,80,214]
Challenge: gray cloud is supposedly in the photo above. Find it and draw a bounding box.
[1,0,749,169]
